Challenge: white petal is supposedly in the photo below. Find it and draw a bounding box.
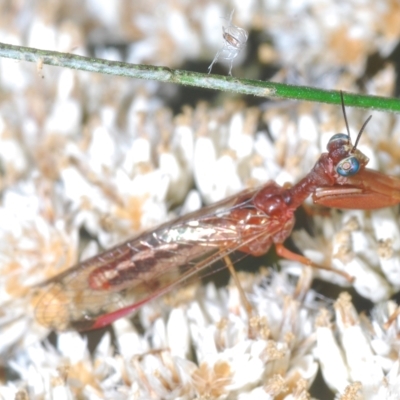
[316,326,350,392]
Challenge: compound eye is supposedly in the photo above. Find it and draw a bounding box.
[336,156,360,177]
[327,133,349,151]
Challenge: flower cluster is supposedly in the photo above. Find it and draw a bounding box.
[1,0,400,399]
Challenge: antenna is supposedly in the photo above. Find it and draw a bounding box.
[352,115,372,151]
[339,91,372,152]
[340,91,351,139]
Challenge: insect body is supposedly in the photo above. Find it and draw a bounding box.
[208,10,248,75]
[34,93,400,331]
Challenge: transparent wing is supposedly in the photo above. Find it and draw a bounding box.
[34,187,279,331]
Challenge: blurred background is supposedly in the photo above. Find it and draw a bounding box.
[1,1,400,399]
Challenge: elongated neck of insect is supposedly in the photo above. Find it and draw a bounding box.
[284,158,331,209]
[285,153,336,209]
[284,176,319,209]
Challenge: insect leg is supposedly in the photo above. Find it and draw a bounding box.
[384,306,400,330]
[274,243,355,282]
[223,254,253,316]
[228,60,233,76]
[208,49,222,74]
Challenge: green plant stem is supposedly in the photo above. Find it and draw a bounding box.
[0,42,399,113]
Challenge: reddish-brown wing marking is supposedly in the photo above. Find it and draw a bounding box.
[34,185,290,331]
[35,92,400,331]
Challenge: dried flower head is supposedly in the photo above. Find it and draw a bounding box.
[208,10,248,76]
